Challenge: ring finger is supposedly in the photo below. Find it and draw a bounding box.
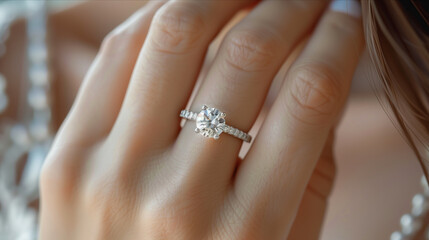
[175,0,328,187]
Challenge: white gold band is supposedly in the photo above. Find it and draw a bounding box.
[180,109,252,143]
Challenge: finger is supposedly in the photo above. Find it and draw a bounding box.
[55,1,164,146]
[50,1,150,45]
[175,0,328,186]
[232,1,364,238]
[287,132,336,240]
[111,0,255,149]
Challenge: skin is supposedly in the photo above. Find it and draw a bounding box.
[34,0,365,239]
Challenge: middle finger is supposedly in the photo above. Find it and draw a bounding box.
[111,0,255,152]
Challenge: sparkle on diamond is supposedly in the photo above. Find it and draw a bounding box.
[196,107,225,138]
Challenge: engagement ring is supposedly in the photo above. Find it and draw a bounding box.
[180,105,252,142]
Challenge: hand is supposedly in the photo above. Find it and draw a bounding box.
[39,0,363,239]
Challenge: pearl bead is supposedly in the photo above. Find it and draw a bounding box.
[390,231,404,240]
[413,194,426,206]
[29,119,49,142]
[28,43,47,64]
[400,214,413,227]
[29,65,49,86]
[411,194,428,217]
[33,108,51,123]
[400,214,421,235]
[28,87,48,110]
[10,124,31,148]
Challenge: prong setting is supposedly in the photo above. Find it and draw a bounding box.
[195,106,225,140]
[180,105,251,142]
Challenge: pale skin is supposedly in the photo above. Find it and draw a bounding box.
[39,1,364,239]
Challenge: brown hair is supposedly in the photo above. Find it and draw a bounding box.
[362,0,429,178]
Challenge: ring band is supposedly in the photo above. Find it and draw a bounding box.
[180,105,252,143]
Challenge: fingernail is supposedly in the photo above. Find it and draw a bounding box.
[329,0,362,18]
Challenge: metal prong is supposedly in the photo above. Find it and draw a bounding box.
[221,112,226,117]
[214,134,220,139]
[202,105,208,110]
[195,128,200,133]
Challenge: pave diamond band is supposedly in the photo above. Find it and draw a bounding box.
[180,105,252,143]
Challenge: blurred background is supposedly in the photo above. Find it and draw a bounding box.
[0,1,424,240]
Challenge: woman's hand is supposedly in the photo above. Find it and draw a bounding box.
[39,0,363,239]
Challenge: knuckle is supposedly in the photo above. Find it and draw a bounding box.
[83,174,137,226]
[100,32,122,52]
[285,63,343,125]
[140,200,197,237]
[101,28,142,56]
[40,149,83,199]
[150,2,205,54]
[224,28,279,72]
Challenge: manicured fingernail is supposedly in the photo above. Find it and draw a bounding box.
[330,0,361,18]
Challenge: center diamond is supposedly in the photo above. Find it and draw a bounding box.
[195,106,226,139]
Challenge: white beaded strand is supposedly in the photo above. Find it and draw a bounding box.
[0,1,51,239]
[0,0,26,115]
[391,175,429,240]
[26,0,51,143]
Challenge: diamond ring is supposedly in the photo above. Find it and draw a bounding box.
[180,105,252,143]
